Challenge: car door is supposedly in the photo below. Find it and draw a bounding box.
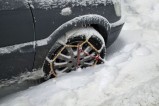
[0,0,35,80]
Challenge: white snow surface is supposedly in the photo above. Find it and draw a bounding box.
[30,0,121,8]
[1,0,159,106]
[61,7,72,16]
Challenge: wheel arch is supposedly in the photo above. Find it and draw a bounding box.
[91,24,109,46]
[34,14,111,71]
[37,14,111,48]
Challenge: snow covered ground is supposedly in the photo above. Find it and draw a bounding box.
[1,0,159,106]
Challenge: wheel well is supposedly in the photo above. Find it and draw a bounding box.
[91,24,108,45]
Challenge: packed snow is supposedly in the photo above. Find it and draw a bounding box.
[61,7,72,16]
[1,0,159,106]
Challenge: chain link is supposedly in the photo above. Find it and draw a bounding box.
[46,40,104,78]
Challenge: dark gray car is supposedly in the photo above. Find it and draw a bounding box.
[0,0,124,80]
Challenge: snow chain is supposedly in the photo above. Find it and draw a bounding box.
[46,40,104,78]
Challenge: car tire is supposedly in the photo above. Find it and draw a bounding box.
[43,27,106,79]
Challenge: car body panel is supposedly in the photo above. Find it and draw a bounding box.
[31,1,123,70]
[0,0,35,80]
[0,0,35,47]
[32,4,120,40]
